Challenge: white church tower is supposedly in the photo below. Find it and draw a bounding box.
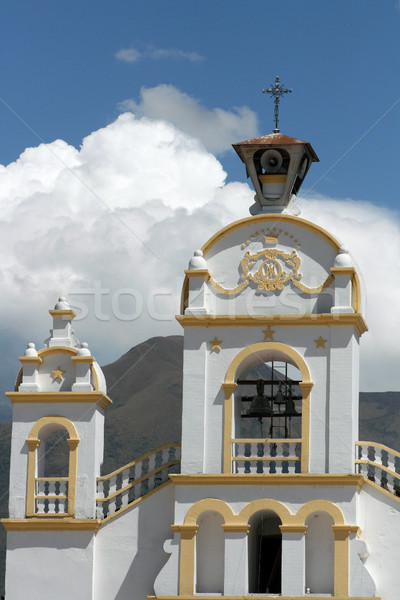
[2,89,400,599]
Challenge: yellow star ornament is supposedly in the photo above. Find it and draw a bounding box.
[51,367,65,381]
[314,336,327,349]
[263,327,275,341]
[209,337,222,352]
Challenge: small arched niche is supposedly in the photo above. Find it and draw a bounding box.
[305,511,335,594]
[248,510,282,594]
[196,510,225,593]
[37,422,70,478]
[26,417,79,517]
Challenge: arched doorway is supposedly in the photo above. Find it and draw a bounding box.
[305,511,334,594]
[248,510,282,594]
[196,510,225,593]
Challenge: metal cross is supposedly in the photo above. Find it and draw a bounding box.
[262,76,292,133]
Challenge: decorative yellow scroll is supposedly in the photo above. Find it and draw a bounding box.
[208,247,333,296]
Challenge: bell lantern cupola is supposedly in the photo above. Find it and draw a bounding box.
[233,134,319,215]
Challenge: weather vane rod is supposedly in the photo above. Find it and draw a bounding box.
[262,75,292,133]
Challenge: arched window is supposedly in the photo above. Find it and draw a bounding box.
[305,511,334,594]
[196,510,224,593]
[248,510,282,594]
[234,360,302,474]
[26,417,79,517]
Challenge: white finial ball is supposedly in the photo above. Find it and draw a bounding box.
[54,296,70,310]
[25,342,38,357]
[188,249,207,270]
[334,246,353,268]
[77,342,91,356]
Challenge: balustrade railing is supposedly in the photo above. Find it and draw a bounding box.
[355,441,400,496]
[35,478,68,514]
[96,443,181,519]
[232,438,301,474]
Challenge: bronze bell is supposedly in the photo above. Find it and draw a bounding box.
[283,382,299,416]
[246,379,272,418]
[273,382,286,412]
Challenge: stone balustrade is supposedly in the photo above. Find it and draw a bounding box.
[96,443,181,519]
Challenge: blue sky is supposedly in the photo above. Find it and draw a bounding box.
[0,0,399,402]
[1,1,400,207]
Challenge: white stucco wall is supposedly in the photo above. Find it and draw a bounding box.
[9,402,105,518]
[5,530,95,600]
[93,483,175,600]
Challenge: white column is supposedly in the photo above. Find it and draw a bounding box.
[280,526,307,596]
[223,526,249,596]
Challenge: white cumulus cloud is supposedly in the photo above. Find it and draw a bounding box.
[115,45,204,63]
[117,84,259,154]
[0,111,398,395]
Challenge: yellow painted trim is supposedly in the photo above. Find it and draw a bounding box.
[70,355,95,364]
[26,416,79,517]
[183,498,235,525]
[48,309,77,319]
[225,341,311,384]
[201,214,341,255]
[7,391,112,409]
[259,174,287,183]
[169,473,364,487]
[184,269,210,279]
[97,460,180,502]
[330,267,356,276]
[1,518,100,531]
[356,440,400,459]
[296,499,345,525]
[279,524,308,534]
[178,525,198,595]
[97,442,181,480]
[334,527,349,596]
[222,383,237,473]
[38,346,78,357]
[238,498,292,524]
[18,356,42,365]
[99,479,173,525]
[176,313,368,336]
[223,342,312,473]
[352,271,361,313]
[222,524,250,533]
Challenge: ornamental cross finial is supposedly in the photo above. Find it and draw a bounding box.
[262,75,292,133]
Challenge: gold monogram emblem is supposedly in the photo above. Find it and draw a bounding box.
[208,237,333,296]
[240,248,302,291]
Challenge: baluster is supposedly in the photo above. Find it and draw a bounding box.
[237,443,245,457]
[108,496,117,515]
[274,443,284,474]
[36,497,46,514]
[386,473,395,494]
[374,447,383,466]
[358,461,368,478]
[235,460,245,474]
[59,481,67,497]
[135,459,145,479]
[148,454,156,473]
[109,475,117,498]
[121,468,130,491]
[97,479,105,498]
[387,452,396,474]
[58,497,67,513]
[248,460,258,474]
[161,448,170,466]
[120,487,130,508]
[96,502,105,519]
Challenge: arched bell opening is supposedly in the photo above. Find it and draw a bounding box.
[37,422,70,478]
[26,416,79,517]
[195,510,225,593]
[233,357,302,474]
[248,510,282,594]
[305,511,335,594]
